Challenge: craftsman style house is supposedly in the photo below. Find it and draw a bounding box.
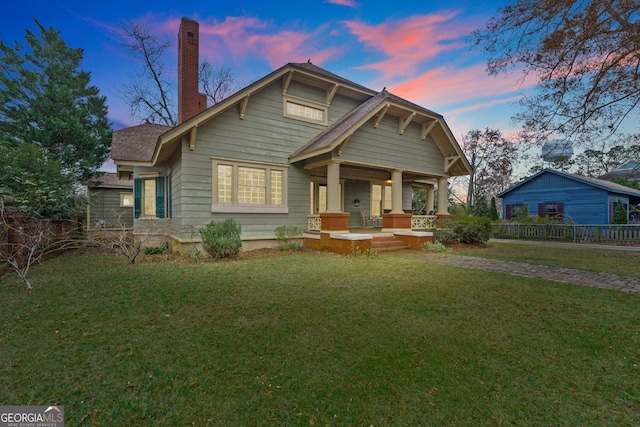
[111,18,472,253]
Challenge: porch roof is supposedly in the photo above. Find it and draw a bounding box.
[289,90,472,177]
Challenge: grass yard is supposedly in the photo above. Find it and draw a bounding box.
[1,247,640,426]
[459,241,640,277]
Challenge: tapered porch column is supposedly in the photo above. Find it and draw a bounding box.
[382,169,412,231]
[390,170,404,214]
[319,160,350,244]
[437,176,449,215]
[326,160,341,212]
[426,186,435,214]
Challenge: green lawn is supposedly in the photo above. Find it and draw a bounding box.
[460,240,640,277]
[1,249,639,426]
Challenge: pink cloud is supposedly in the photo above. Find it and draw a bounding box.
[325,0,358,7]
[342,11,472,79]
[389,63,533,109]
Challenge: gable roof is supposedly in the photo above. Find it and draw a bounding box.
[111,122,172,163]
[86,172,132,189]
[498,168,640,198]
[112,62,471,176]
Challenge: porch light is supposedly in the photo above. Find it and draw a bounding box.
[385,179,392,184]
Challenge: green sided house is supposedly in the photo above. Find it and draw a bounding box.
[111,18,472,254]
[86,172,134,230]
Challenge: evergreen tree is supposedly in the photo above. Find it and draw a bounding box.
[0,20,111,184]
[489,197,499,221]
[612,199,628,225]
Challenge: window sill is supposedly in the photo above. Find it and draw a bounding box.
[212,205,289,214]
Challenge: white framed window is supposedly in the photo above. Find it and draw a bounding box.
[212,158,288,213]
[133,173,166,219]
[283,95,327,125]
[371,183,392,217]
[120,192,134,207]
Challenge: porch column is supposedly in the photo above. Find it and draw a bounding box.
[437,176,449,215]
[426,186,435,214]
[326,160,341,212]
[390,170,403,214]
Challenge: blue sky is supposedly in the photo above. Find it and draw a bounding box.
[2,0,529,141]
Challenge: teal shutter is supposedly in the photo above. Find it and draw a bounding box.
[134,178,141,219]
[167,173,172,218]
[156,176,165,218]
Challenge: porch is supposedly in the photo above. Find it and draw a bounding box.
[303,214,438,254]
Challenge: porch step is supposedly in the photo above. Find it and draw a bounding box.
[371,235,410,252]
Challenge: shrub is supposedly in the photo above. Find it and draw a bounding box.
[199,219,242,259]
[274,225,303,250]
[143,241,170,255]
[452,216,492,244]
[421,240,452,253]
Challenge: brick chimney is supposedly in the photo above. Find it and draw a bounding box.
[178,18,207,124]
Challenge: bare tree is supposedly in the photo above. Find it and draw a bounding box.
[118,20,238,126]
[460,128,519,206]
[1,201,77,290]
[89,211,154,264]
[472,0,640,144]
[199,61,239,105]
[119,20,177,126]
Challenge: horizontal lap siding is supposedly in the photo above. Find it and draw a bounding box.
[339,114,444,173]
[89,188,133,228]
[177,83,331,239]
[502,173,609,224]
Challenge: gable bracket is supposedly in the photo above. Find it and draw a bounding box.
[337,134,353,156]
[421,119,437,141]
[373,104,390,128]
[326,84,339,105]
[189,124,198,151]
[239,95,250,120]
[445,155,460,172]
[282,70,294,94]
[399,112,416,135]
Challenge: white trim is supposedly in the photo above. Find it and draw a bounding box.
[330,233,373,240]
[283,94,328,125]
[211,158,289,211]
[211,205,289,214]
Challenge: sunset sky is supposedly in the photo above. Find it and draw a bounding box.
[2,0,531,142]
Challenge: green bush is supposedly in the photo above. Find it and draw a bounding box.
[421,240,452,253]
[199,218,242,259]
[274,225,303,250]
[143,241,170,255]
[433,216,492,245]
[453,216,492,244]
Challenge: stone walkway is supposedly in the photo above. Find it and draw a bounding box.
[426,253,640,293]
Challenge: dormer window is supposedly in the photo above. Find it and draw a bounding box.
[283,95,327,125]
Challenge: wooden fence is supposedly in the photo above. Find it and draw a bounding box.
[492,223,640,244]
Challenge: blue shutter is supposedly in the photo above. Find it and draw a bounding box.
[134,178,141,219]
[156,177,165,218]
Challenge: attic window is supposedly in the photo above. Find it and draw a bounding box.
[283,95,327,125]
[187,32,194,44]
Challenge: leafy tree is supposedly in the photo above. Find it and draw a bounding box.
[119,20,238,126]
[472,1,640,143]
[0,20,111,183]
[611,177,640,191]
[471,192,490,218]
[612,199,628,225]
